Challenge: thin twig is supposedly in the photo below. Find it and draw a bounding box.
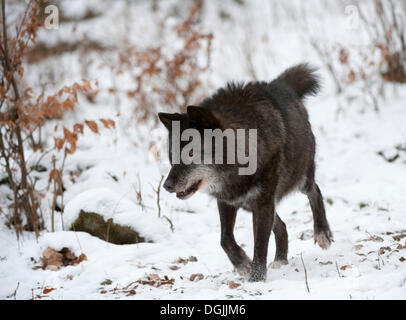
[59,149,68,230]
[300,253,310,293]
[106,218,113,243]
[6,282,19,300]
[1,0,39,236]
[155,175,164,218]
[162,215,174,233]
[50,155,57,232]
[335,260,342,278]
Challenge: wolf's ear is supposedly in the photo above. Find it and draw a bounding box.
[187,106,219,129]
[158,112,184,130]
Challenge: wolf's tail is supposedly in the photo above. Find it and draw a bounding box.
[277,63,321,99]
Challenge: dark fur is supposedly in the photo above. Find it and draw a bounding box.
[158,63,333,282]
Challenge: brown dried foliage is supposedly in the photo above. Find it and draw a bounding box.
[0,0,114,238]
[110,4,212,123]
[310,1,405,111]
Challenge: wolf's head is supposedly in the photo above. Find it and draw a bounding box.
[158,106,227,200]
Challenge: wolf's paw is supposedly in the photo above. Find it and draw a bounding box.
[314,229,333,249]
[269,260,288,269]
[248,263,267,282]
[248,269,266,282]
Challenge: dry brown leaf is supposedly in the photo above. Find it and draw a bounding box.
[73,123,84,134]
[43,288,56,295]
[42,247,86,270]
[42,247,63,270]
[85,120,99,134]
[174,257,188,265]
[100,118,116,129]
[60,247,76,261]
[54,137,65,150]
[379,246,391,255]
[158,279,175,286]
[126,289,136,296]
[189,273,204,282]
[393,234,406,241]
[228,281,241,289]
[340,265,351,271]
[75,253,87,264]
[148,274,160,281]
[169,265,180,271]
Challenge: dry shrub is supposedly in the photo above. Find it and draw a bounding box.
[359,0,406,85]
[0,0,114,237]
[109,4,213,123]
[311,0,405,111]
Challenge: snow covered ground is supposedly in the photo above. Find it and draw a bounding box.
[0,0,405,300]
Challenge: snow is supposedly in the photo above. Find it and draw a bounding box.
[63,188,171,243]
[1,0,406,300]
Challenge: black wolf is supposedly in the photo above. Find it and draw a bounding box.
[158,64,333,282]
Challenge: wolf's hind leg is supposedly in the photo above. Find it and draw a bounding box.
[269,213,288,269]
[218,200,252,278]
[302,177,333,249]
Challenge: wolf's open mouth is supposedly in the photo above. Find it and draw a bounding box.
[176,180,202,200]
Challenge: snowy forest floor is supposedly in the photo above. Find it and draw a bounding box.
[1,93,405,300]
[0,0,406,300]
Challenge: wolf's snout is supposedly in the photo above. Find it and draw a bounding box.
[163,178,175,192]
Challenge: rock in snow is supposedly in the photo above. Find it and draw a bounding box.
[64,188,171,243]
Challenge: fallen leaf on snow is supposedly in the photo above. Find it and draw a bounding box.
[41,247,87,271]
[140,274,175,287]
[173,256,198,265]
[42,247,63,270]
[148,274,160,281]
[228,281,241,289]
[158,279,175,286]
[379,246,391,255]
[126,289,136,296]
[396,243,406,250]
[43,288,56,295]
[76,253,87,264]
[169,265,180,270]
[393,233,406,241]
[354,244,363,251]
[176,258,188,265]
[189,273,204,282]
[340,265,351,270]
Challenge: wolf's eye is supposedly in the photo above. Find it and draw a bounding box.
[189,149,194,157]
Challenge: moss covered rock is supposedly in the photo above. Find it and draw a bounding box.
[71,210,151,244]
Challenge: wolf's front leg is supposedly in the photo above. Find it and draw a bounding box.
[218,200,252,278]
[249,201,275,282]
